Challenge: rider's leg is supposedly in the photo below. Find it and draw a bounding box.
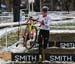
[43,30,49,49]
[38,30,43,54]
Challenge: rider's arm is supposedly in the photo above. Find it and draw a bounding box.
[30,15,38,20]
[31,15,41,22]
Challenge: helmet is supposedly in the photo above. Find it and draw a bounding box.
[42,6,49,12]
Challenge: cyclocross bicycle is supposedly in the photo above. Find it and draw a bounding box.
[23,17,38,50]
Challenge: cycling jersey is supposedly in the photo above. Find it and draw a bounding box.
[38,14,50,30]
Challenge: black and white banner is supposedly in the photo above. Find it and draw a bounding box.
[49,42,75,48]
[12,53,75,62]
[45,54,75,62]
[12,53,39,61]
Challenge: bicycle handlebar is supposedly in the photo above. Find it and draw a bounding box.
[24,18,38,25]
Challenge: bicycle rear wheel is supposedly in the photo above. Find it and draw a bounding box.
[25,26,38,49]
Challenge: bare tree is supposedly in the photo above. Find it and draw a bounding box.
[64,0,71,13]
[0,0,1,14]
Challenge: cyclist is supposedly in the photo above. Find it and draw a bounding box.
[31,6,50,53]
[38,6,50,53]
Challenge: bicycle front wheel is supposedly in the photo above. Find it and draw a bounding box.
[26,26,38,49]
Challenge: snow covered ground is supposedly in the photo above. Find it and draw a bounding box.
[0,27,18,38]
[1,39,27,53]
[0,26,26,38]
[0,59,7,64]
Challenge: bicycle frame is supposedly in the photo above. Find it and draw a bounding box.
[23,19,38,49]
